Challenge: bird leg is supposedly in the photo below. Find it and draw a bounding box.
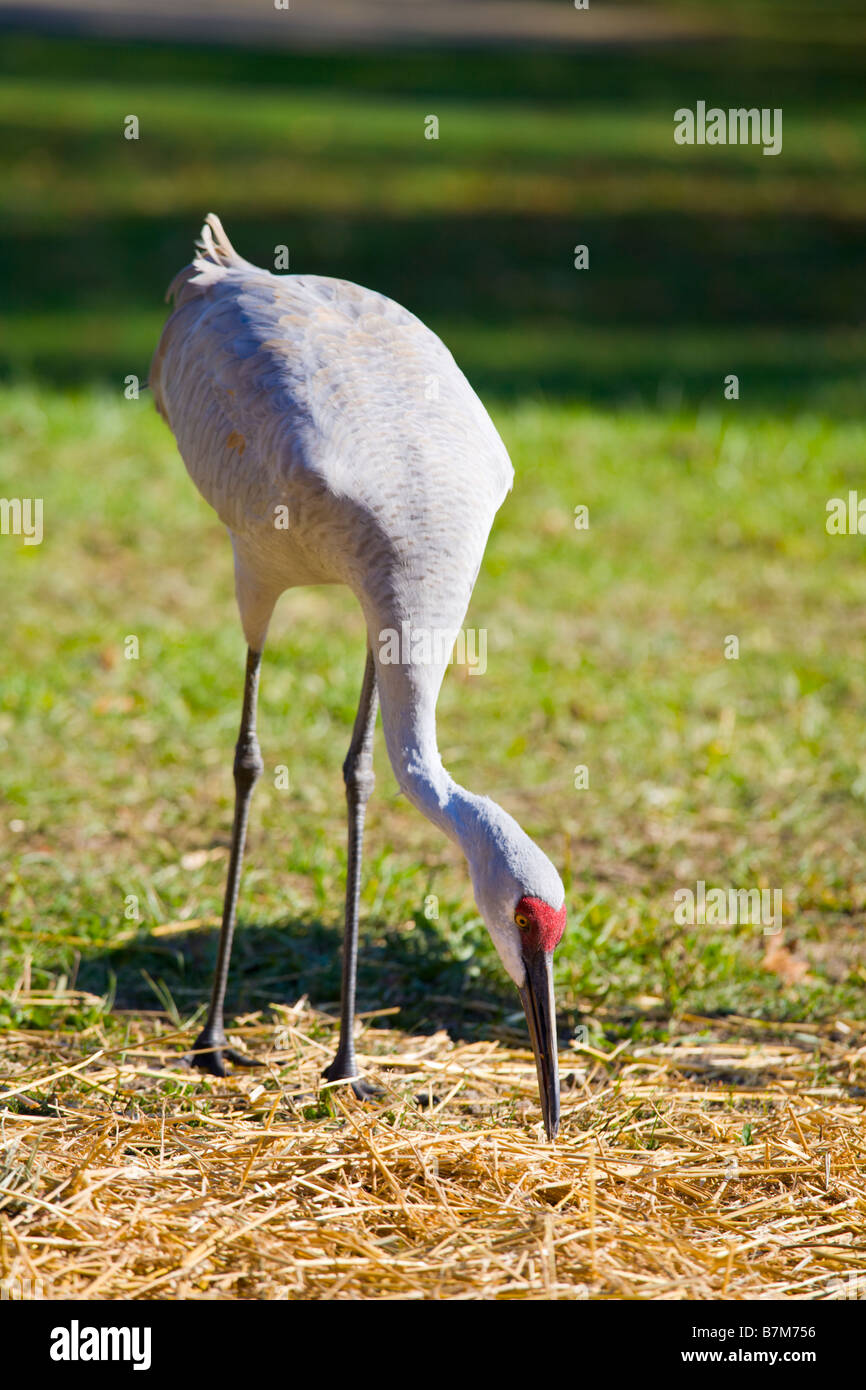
[191,646,265,1075]
[323,650,379,1100]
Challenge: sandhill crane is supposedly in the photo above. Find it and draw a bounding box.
[150,216,566,1138]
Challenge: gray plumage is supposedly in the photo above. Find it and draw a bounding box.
[151,216,565,1137]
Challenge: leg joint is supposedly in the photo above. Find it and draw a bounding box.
[343,754,375,804]
[234,732,264,788]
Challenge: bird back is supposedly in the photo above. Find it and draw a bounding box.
[150,217,515,645]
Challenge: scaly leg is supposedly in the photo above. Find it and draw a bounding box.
[323,649,379,1098]
[191,646,265,1075]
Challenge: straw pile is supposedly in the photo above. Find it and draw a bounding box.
[1,997,864,1300]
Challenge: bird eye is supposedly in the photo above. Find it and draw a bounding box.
[515,913,529,929]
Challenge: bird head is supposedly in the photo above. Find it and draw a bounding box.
[465,802,566,1141]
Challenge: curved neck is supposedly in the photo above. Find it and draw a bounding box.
[374,659,489,856]
[371,652,555,994]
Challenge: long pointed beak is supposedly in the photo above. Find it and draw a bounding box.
[518,949,560,1141]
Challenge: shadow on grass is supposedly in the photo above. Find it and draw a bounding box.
[75,913,550,1048]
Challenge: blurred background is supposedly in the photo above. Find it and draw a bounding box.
[2,0,866,1043]
[1,0,864,407]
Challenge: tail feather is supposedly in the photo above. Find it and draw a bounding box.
[195,212,238,268]
[152,215,255,408]
[165,213,253,305]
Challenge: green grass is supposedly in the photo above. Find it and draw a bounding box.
[0,26,863,1058]
[2,384,866,1049]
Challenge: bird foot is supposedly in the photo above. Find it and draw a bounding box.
[322,1055,381,1101]
[189,1027,263,1076]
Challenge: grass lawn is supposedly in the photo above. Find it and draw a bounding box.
[4,383,866,1301]
[3,385,866,1045]
[1,33,865,407]
[1,25,865,1051]
[0,24,864,1301]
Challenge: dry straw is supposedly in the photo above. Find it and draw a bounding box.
[1,996,864,1300]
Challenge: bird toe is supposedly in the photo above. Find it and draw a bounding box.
[349,1077,381,1102]
[190,1048,228,1077]
[222,1047,264,1069]
[322,1057,381,1101]
[190,1031,260,1075]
